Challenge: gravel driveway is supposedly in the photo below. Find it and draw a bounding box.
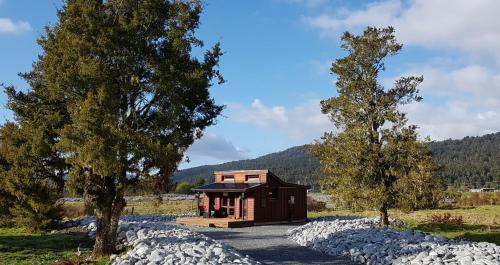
[190,223,359,265]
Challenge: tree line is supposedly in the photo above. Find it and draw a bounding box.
[174,133,500,191]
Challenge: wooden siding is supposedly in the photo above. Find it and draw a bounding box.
[202,192,209,211]
[252,185,307,223]
[246,197,255,220]
[235,197,241,219]
[215,172,267,184]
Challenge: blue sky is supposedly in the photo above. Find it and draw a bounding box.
[1,0,500,169]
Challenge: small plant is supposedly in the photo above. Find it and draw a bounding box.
[428,213,464,225]
[307,197,327,212]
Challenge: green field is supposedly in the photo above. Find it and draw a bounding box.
[0,227,108,265]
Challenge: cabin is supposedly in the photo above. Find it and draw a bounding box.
[176,169,308,228]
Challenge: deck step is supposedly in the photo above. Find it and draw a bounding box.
[176,217,254,228]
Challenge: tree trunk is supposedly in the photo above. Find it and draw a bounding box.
[91,196,125,258]
[91,151,127,258]
[379,204,389,227]
[92,208,115,258]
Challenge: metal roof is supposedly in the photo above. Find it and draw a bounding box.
[192,182,263,192]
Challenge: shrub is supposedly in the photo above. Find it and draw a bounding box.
[307,197,327,212]
[61,203,87,219]
[428,213,464,225]
[174,182,194,194]
[457,192,499,207]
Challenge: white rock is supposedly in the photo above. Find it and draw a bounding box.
[68,214,260,265]
[148,249,165,263]
[288,216,500,265]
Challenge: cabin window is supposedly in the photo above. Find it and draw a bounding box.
[221,175,234,183]
[268,187,279,199]
[260,189,267,208]
[245,175,260,183]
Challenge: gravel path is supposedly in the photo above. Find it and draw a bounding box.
[190,223,359,265]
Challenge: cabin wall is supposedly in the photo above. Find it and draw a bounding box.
[200,171,308,223]
[246,196,255,220]
[252,186,307,223]
[202,192,209,212]
[214,172,267,183]
[235,197,241,219]
[281,187,307,221]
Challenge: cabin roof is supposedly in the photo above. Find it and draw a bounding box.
[192,182,263,192]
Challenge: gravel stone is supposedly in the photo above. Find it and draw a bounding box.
[288,216,500,265]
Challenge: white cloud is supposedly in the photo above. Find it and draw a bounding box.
[302,0,500,60]
[394,65,500,108]
[230,99,288,128]
[0,18,32,34]
[388,64,500,140]
[185,133,247,161]
[404,102,500,141]
[229,62,500,143]
[228,99,331,143]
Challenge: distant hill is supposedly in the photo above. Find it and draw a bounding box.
[173,132,500,190]
[430,133,500,189]
[173,145,322,188]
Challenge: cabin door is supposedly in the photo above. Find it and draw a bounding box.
[221,193,235,218]
[288,195,295,220]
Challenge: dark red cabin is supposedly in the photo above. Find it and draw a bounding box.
[177,170,308,227]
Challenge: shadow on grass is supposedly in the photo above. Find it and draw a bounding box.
[411,223,500,245]
[0,230,93,264]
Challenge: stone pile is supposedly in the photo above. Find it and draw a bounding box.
[77,214,260,265]
[288,217,500,265]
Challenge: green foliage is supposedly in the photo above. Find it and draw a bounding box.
[310,27,438,225]
[174,182,194,194]
[430,133,500,189]
[194,177,206,186]
[0,123,62,232]
[4,0,222,256]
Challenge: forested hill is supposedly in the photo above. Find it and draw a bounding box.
[430,132,500,189]
[173,145,322,187]
[173,132,500,189]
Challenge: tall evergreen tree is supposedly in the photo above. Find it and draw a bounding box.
[310,27,437,226]
[0,122,64,231]
[5,0,223,257]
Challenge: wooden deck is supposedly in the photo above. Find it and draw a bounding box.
[176,217,254,228]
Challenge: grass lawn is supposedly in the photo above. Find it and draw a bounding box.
[62,199,195,219]
[0,227,108,265]
[308,205,500,245]
[123,199,195,215]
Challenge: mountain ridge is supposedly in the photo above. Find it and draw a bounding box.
[173,132,500,189]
